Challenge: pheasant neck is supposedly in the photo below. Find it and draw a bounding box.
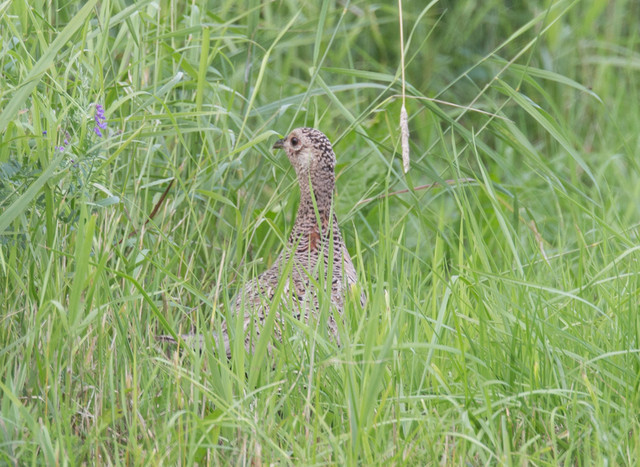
[296,171,335,222]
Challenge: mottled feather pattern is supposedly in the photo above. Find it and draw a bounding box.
[158,128,365,356]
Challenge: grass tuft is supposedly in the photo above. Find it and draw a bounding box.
[1,0,640,463]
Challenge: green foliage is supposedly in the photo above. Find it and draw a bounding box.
[1,0,640,464]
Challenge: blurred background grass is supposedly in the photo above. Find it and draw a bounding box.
[1,0,640,464]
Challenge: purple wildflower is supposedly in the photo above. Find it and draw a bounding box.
[93,103,107,137]
[42,130,47,135]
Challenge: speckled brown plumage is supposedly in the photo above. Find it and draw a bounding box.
[158,128,364,356]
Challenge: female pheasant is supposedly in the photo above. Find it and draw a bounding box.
[159,128,364,356]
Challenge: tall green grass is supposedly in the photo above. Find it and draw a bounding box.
[1,0,639,463]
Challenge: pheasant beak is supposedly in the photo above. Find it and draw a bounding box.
[272,138,285,149]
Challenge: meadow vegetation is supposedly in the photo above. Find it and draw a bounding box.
[1,0,640,463]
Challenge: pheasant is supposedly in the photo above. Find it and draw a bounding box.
[158,127,364,356]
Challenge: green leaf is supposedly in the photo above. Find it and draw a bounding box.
[0,0,98,133]
[0,151,65,235]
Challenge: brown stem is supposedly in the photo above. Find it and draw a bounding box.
[118,179,174,244]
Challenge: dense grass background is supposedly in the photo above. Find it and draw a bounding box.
[2,0,640,463]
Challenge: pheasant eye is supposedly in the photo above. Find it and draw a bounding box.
[290,137,299,146]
